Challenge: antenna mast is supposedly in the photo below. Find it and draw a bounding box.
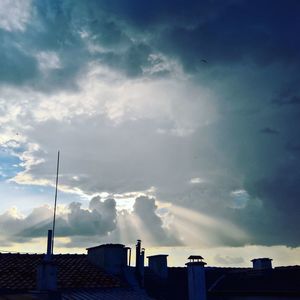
[51,150,60,254]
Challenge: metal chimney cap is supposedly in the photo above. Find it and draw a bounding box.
[188,255,204,260]
[251,257,273,262]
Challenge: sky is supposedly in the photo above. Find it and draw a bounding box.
[0,0,299,267]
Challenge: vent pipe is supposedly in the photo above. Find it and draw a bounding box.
[135,240,145,288]
[45,230,52,261]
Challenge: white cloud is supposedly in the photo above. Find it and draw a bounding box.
[229,189,250,209]
[142,53,183,76]
[0,0,32,32]
[22,61,218,131]
[0,59,219,201]
[189,177,205,184]
[37,51,62,71]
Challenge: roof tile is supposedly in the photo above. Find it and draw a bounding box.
[0,253,121,291]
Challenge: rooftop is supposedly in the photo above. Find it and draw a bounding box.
[147,255,168,258]
[86,244,125,250]
[144,266,300,299]
[0,253,121,292]
[210,267,300,296]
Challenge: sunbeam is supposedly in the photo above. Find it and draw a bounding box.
[168,204,248,246]
[117,211,138,244]
[129,214,158,246]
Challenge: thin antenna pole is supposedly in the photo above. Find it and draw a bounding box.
[51,150,60,254]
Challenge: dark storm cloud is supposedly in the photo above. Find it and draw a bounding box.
[54,0,300,73]
[0,30,39,85]
[240,165,300,247]
[154,105,300,248]
[260,127,279,135]
[96,43,152,77]
[151,1,300,72]
[0,0,160,91]
[2,0,300,86]
[203,115,300,247]
[286,142,300,152]
[0,3,86,90]
[271,81,300,108]
[86,0,228,33]
[2,0,300,249]
[272,95,300,106]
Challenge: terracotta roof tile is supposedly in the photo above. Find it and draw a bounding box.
[0,253,121,291]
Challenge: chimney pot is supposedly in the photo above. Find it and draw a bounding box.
[186,255,207,300]
[86,244,128,275]
[37,230,57,292]
[251,258,273,270]
[147,254,168,279]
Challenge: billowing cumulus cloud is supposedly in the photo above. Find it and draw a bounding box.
[0,0,299,254]
[132,196,180,246]
[0,197,117,241]
[0,195,182,248]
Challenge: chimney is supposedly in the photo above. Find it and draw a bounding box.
[135,239,141,269]
[45,229,52,261]
[251,258,273,270]
[126,246,132,266]
[140,247,145,282]
[37,230,58,291]
[135,240,145,287]
[86,244,128,275]
[147,254,168,279]
[186,255,207,300]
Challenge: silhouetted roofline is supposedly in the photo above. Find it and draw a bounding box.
[86,244,125,250]
[147,254,168,258]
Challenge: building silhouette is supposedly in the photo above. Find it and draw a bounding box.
[0,234,299,299]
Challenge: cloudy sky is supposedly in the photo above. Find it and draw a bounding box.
[0,0,299,267]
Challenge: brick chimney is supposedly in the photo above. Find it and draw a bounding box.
[186,255,207,300]
[147,254,168,279]
[251,258,273,270]
[87,243,128,275]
